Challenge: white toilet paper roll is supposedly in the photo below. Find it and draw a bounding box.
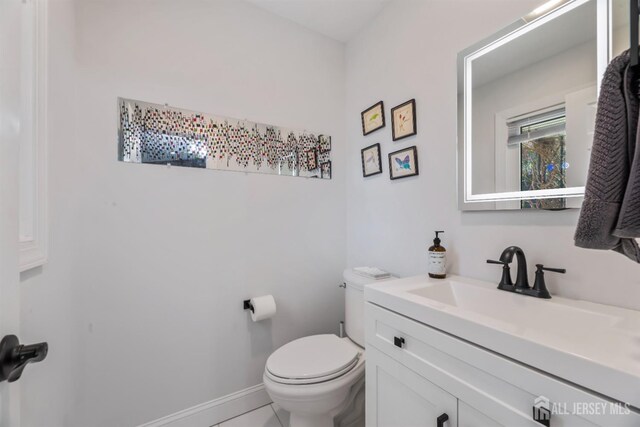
[250,295,277,322]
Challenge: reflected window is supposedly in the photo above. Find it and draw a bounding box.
[507,108,568,209]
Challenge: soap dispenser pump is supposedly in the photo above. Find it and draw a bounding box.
[428,231,447,279]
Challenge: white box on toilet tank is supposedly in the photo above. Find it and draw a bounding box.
[342,269,395,347]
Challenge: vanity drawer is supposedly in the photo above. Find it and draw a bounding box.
[365,302,640,427]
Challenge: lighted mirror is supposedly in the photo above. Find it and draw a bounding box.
[457,0,610,210]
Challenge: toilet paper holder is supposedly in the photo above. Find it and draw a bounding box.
[243,295,277,322]
[243,300,254,313]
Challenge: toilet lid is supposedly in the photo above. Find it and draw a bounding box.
[266,334,359,381]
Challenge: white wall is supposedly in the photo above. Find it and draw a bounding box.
[346,0,640,311]
[20,1,346,426]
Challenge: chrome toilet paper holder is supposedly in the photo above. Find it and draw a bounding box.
[243,300,254,313]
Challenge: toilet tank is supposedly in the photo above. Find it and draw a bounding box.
[343,268,394,347]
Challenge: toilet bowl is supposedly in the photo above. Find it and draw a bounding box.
[263,334,365,427]
[263,269,393,427]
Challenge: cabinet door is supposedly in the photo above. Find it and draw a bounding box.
[366,346,456,427]
[458,401,505,427]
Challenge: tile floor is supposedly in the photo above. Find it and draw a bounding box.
[215,403,290,427]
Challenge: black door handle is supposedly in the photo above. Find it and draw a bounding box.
[0,335,48,382]
[436,413,449,427]
[393,336,405,348]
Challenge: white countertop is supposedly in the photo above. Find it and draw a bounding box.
[365,274,640,409]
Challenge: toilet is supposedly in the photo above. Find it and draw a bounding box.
[263,269,392,427]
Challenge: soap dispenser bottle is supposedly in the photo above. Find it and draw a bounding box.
[428,231,447,279]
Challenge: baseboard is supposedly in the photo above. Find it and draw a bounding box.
[137,384,272,427]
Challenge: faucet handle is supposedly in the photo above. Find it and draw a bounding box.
[487,259,514,290]
[537,264,566,274]
[532,264,565,299]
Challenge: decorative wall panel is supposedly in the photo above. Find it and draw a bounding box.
[118,98,332,179]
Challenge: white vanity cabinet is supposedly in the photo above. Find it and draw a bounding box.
[457,402,503,427]
[365,302,640,427]
[366,346,457,427]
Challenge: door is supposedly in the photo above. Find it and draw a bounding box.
[0,0,26,423]
[0,1,50,425]
[366,346,457,427]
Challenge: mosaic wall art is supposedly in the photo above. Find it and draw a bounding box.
[118,98,332,179]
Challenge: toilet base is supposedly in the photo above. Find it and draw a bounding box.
[333,376,365,427]
[290,413,334,427]
[285,375,365,427]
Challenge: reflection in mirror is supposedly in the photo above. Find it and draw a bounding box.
[612,0,629,57]
[458,0,606,210]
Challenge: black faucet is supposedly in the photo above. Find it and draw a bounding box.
[488,247,565,299]
[497,246,529,289]
[501,246,530,290]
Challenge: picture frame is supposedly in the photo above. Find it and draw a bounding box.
[361,101,385,135]
[318,135,331,153]
[320,161,332,179]
[391,99,417,141]
[306,149,318,170]
[388,146,419,180]
[361,143,383,177]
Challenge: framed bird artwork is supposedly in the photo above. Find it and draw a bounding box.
[361,101,385,135]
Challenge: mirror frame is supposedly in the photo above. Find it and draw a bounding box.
[457,0,611,210]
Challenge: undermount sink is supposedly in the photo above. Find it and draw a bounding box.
[408,279,623,333]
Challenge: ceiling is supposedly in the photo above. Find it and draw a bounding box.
[246,0,391,43]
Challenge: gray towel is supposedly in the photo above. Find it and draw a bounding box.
[575,50,640,262]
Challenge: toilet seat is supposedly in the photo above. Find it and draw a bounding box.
[265,334,361,385]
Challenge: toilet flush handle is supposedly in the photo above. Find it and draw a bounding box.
[338,282,346,288]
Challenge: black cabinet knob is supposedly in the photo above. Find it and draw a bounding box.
[436,413,449,427]
[533,402,551,426]
[393,336,405,348]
